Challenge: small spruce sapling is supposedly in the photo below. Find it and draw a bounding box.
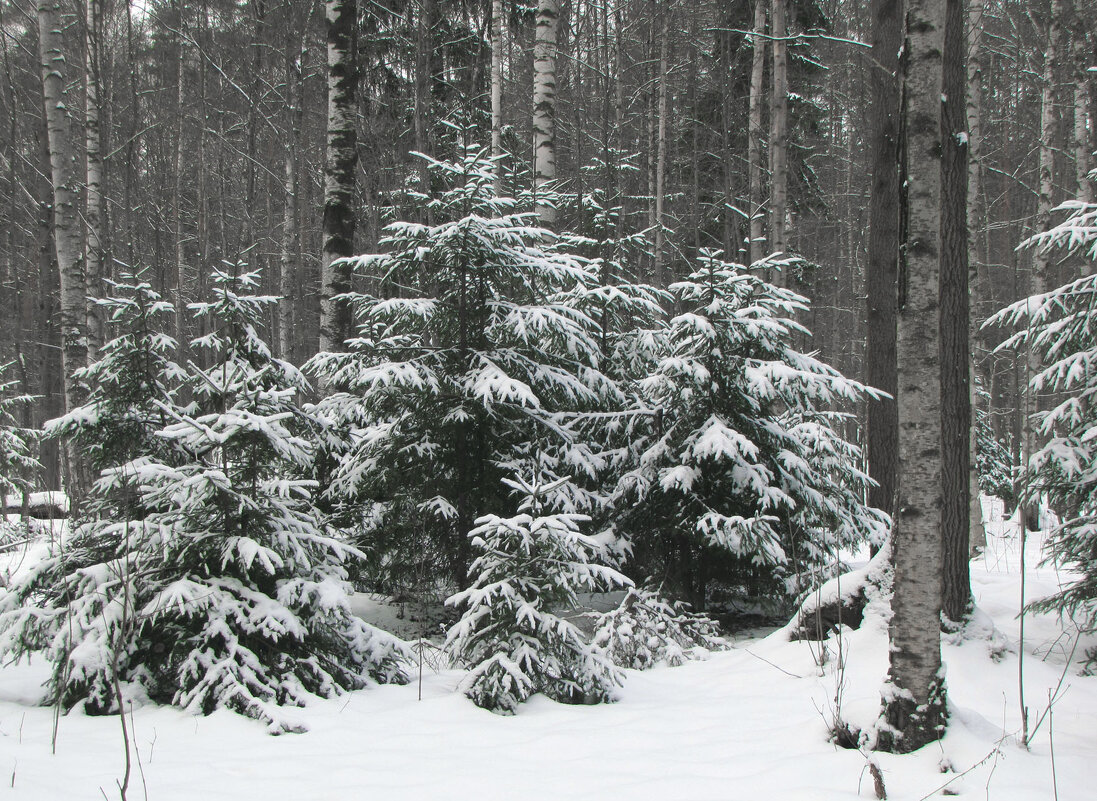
[445,475,630,714]
[591,587,727,670]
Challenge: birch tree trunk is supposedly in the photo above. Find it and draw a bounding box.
[39,0,88,497]
[84,0,105,360]
[38,0,86,411]
[748,0,767,266]
[533,0,559,226]
[320,0,358,353]
[768,0,788,264]
[865,0,902,530]
[877,0,949,753]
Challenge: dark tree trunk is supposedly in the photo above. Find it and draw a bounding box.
[940,0,971,624]
[865,0,902,526]
[320,0,358,353]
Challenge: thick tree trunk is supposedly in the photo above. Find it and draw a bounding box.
[768,0,788,265]
[877,0,949,753]
[38,0,88,498]
[940,0,971,624]
[865,0,902,528]
[533,0,559,226]
[38,0,87,410]
[748,1,767,266]
[320,0,358,353]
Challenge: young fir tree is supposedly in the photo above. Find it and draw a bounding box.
[0,268,408,732]
[973,372,1014,510]
[308,146,627,590]
[615,251,888,610]
[989,199,1097,651]
[445,475,629,714]
[0,363,40,506]
[591,587,727,670]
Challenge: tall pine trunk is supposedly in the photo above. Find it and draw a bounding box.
[940,0,972,624]
[491,0,504,195]
[748,1,767,266]
[865,0,902,528]
[768,0,788,264]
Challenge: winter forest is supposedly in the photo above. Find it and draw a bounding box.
[0,0,1095,798]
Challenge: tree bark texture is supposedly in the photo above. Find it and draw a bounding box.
[85,0,106,360]
[280,44,303,362]
[491,0,504,195]
[965,0,987,554]
[321,0,358,352]
[877,0,949,753]
[1022,0,1064,531]
[653,1,670,286]
[38,0,86,414]
[748,0,767,266]
[865,0,902,527]
[940,0,971,624]
[768,0,789,262]
[533,0,559,226]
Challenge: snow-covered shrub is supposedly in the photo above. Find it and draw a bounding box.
[989,200,1097,643]
[615,251,888,611]
[0,268,408,732]
[445,476,630,714]
[591,587,727,669]
[308,147,628,589]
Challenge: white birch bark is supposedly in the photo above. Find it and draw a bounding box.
[533,0,559,226]
[877,0,948,753]
[38,0,86,414]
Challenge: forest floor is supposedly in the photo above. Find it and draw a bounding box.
[1,501,1093,800]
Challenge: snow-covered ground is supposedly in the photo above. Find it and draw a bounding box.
[1,503,1092,801]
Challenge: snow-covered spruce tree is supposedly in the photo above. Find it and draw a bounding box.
[0,362,40,505]
[591,587,727,670]
[445,475,629,714]
[0,268,408,732]
[615,250,888,611]
[974,372,1015,509]
[308,146,626,590]
[989,199,1097,647]
[45,274,186,518]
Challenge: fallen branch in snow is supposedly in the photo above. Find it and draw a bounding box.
[742,647,803,679]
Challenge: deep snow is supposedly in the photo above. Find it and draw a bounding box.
[1,500,1093,800]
